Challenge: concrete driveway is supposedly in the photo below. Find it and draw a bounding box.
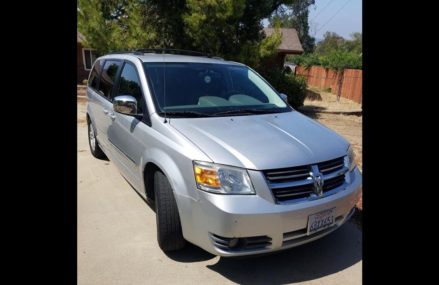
[78,100,362,285]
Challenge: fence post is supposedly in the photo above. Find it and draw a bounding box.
[337,69,344,102]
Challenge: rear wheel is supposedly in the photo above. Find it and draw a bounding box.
[154,171,185,251]
[88,119,105,159]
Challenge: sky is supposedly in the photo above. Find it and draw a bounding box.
[309,0,362,41]
[262,0,362,42]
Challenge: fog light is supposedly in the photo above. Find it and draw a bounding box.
[229,238,239,248]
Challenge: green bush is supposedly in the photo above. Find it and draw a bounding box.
[289,53,320,69]
[320,50,362,70]
[288,51,362,70]
[259,68,307,108]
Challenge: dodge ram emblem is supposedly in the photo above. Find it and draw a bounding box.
[310,171,324,196]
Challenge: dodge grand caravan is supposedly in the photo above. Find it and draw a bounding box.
[86,49,362,256]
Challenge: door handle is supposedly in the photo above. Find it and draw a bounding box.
[109,113,116,120]
[103,109,109,114]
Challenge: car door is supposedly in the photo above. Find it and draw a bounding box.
[87,59,109,149]
[90,59,123,151]
[107,61,150,186]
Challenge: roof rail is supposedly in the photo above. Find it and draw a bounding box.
[108,48,223,60]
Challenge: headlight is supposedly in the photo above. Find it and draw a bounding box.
[344,145,356,172]
[193,161,255,194]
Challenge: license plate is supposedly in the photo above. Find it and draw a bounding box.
[307,208,336,235]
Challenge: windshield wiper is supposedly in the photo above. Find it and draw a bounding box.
[158,111,214,118]
[212,108,280,116]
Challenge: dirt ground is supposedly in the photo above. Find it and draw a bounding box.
[77,98,362,285]
[303,87,362,113]
[299,89,362,210]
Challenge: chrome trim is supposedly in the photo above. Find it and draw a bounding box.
[266,173,309,180]
[269,178,313,189]
[265,157,349,204]
[113,95,138,116]
[275,190,313,198]
[319,163,344,173]
[266,168,308,175]
[322,166,348,180]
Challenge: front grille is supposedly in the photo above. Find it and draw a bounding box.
[211,234,272,252]
[323,175,345,191]
[264,165,310,183]
[318,157,345,174]
[264,156,347,203]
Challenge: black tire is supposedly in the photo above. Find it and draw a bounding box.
[87,119,106,159]
[154,171,186,251]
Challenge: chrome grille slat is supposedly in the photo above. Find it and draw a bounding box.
[266,167,309,176]
[269,178,314,189]
[266,173,309,180]
[275,190,314,198]
[322,167,348,180]
[264,156,347,203]
[319,163,344,173]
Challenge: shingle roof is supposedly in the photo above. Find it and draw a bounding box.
[263,28,303,54]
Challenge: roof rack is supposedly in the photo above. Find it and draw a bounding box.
[108,48,223,60]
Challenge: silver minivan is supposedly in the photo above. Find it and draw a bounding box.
[86,50,362,257]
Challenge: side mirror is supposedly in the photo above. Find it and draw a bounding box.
[280,93,288,102]
[113,95,138,116]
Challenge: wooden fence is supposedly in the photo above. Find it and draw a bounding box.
[295,66,362,104]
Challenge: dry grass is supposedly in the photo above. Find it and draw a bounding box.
[304,87,362,113]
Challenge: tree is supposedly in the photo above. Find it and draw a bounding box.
[78,0,159,53]
[315,31,362,55]
[268,0,316,53]
[78,0,298,68]
[314,31,344,55]
[341,32,362,54]
[78,0,309,107]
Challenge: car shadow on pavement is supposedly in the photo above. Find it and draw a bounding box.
[206,221,362,284]
[165,243,216,262]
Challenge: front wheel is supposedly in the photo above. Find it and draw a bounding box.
[154,171,186,251]
[87,119,106,159]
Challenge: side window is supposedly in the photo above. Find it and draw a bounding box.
[116,63,144,113]
[98,60,122,99]
[83,49,97,70]
[88,59,102,90]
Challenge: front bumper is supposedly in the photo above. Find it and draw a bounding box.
[177,167,362,256]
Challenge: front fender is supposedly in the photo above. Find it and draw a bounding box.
[139,148,198,201]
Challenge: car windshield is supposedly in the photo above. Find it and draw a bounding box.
[143,62,291,117]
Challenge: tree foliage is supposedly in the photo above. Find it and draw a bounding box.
[315,31,362,55]
[289,32,362,70]
[78,0,292,62]
[78,0,308,106]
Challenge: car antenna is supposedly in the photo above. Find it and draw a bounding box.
[162,51,168,123]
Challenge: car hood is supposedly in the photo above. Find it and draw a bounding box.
[169,110,349,170]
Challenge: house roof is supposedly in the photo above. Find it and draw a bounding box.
[77,32,86,44]
[263,28,303,54]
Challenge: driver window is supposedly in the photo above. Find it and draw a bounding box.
[116,63,144,113]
